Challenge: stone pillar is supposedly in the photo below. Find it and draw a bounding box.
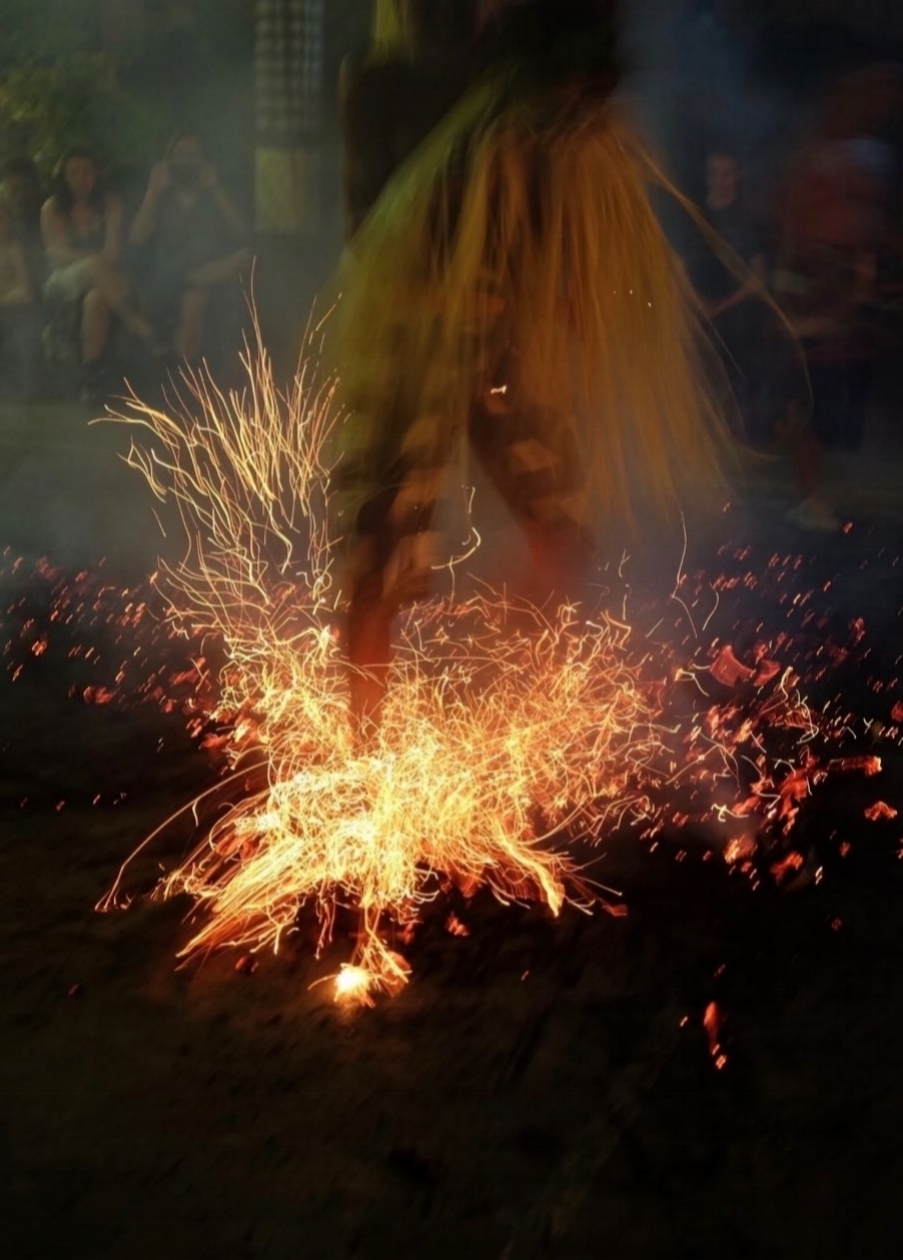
[254,0,325,235]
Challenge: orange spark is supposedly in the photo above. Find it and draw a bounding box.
[865,801,898,822]
[88,321,886,1002]
[97,325,663,998]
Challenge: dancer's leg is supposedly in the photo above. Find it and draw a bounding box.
[346,564,393,738]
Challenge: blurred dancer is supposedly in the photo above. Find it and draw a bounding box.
[339,0,477,241]
[333,0,735,732]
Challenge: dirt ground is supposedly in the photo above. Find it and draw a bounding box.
[2,400,903,1258]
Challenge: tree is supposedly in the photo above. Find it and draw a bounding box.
[0,0,103,69]
[0,1,256,179]
[0,1,168,176]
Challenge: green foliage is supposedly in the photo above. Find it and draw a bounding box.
[0,53,173,178]
[0,1,256,179]
[0,0,102,68]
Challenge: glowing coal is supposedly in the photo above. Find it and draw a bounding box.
[73,331,899,1004]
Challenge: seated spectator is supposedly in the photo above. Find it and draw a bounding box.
[0,156,46,294]
[0,199,39,397]
[130,132,252,364]
[40,147,154,398]
[698,152,767,315]
[688,149,768,439]
[775,87,891,530]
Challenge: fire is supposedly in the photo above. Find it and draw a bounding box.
[334,965,375,1004]
[97,329,665,1000]
[82,327,898,1004]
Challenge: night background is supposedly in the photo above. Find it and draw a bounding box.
[2,2,903,1257]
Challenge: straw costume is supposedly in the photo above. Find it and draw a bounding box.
[331,0,736,727]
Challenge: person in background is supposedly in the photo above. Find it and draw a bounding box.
[689,149,768,441]
[41,147,154,399]
[129,132,252,365]
[0,156,46,295]
[0,199,39,397]
[775,69,893,530]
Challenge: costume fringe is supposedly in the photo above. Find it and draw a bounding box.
[371,0,414,59]
[328,72,742,541]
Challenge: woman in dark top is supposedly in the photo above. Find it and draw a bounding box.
[40,147,153,392]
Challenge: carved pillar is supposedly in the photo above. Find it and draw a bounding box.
[254,0,325,234]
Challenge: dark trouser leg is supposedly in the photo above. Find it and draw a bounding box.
[793,422,825,501]
[809,357,846,449]
[809,355,871,452]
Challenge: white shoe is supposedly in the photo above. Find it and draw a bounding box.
[785,494,841,533]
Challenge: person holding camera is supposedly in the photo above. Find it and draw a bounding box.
[130,132,252,365]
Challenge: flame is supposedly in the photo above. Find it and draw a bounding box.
[334,965,375,1005]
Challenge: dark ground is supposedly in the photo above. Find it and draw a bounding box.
[1,395,903,1259]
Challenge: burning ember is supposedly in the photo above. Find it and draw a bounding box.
[17,327,882,1007]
